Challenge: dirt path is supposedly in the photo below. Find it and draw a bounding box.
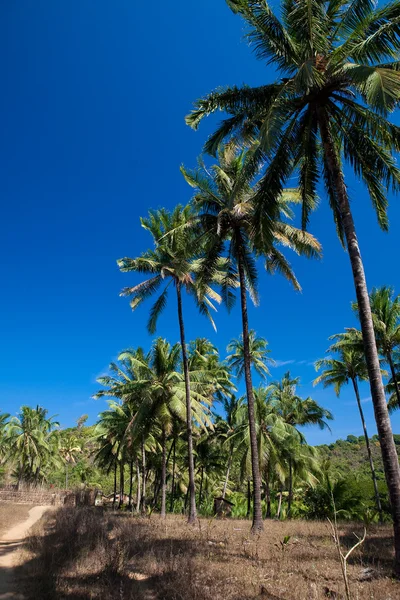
[0,506,49,599]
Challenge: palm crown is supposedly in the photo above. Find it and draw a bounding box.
[187,0,400,237]
[182,142,321,303]
[117,205,221,332]
[227,329,275,380]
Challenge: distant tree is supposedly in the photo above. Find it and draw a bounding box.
[118,206,221,523]
[227,330,274,381]
[315,341,383,521]
[268,372,332,515]
[6,406,60,489]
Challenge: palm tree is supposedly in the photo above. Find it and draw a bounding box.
[187,0,400,568]
[119,338,213,518]
[182,143,320,531]
[267,372,332,515]
[315,345,383,521]
[227,330,275,381]
[59,432,81,490]
[6,406,60,489]
[117,206,221,523]
[214,394,241,499]
[354,287,400,409]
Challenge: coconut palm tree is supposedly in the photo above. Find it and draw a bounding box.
[227,330,275,381]
[59,432,81,490]
[6,406,60,489]
[187,0,400,568]
[352,287,400,409]
[267,372,332,515]
[118,338,213,518]
[117,206,221,523]
[315,345,383,521]
[214,394,241,499]
[182,143,320,531]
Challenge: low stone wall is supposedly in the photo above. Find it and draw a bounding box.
[0,489,69,506]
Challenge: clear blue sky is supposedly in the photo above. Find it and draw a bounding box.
[1,0,400,445]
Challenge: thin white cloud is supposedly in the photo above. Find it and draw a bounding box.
[272,359,296,367]
[361,396,372,404]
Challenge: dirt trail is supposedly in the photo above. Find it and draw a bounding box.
[0,506,49,599]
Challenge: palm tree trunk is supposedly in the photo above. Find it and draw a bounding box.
[276,487,283,520]
[199,466,204,508]
[141,437,146,513]
[222,446,233,500]
[128,459,134,512]
[287,458,293,519]
[176,282,197,524]
[264,464,271,519]
[388,352,400,409]
[161,428,167,518]
[118,461,124,509]
[170,438,176,513]
[352,377,383,522]
[237,250,264,532]
[319,108,400,575]
[247,479,251,519]
[112,458,117,510]
[136,459,141,513]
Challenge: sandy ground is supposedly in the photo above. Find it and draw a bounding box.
[0,506,49,600]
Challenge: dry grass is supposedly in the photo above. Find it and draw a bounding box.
[18,507,400,600]
[0,503,34,538]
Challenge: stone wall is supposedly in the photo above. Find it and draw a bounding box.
[0,488,69,506]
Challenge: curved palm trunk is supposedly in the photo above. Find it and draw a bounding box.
[287,458,293,519]
[237,251,264,532]
[160,428,167,518]
[319,109,400,575]
[247,479,251,519]
[222,446,234,500]
[352,377,383,522]
[170,438,176,513]
[276,487,283,520]
[176,282,197,524]
[387,353,400,409]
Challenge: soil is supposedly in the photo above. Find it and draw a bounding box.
[0,505,49,600]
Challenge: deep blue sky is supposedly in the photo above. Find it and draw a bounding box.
[1,0,400,445]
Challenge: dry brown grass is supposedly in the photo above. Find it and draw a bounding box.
[18,507,400,600]
[0,503,34,537]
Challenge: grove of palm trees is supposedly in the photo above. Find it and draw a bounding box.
[3,0,400,598]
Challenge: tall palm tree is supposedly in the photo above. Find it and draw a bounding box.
[117,206,221,523]
[227,330,275,381]
[354,287,400,409]
[267,372,332,515]
[182,143,320,531]
[315,345,383,521]
[187,0,400,568]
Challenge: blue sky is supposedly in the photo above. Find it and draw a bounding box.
[1,0,400,445]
